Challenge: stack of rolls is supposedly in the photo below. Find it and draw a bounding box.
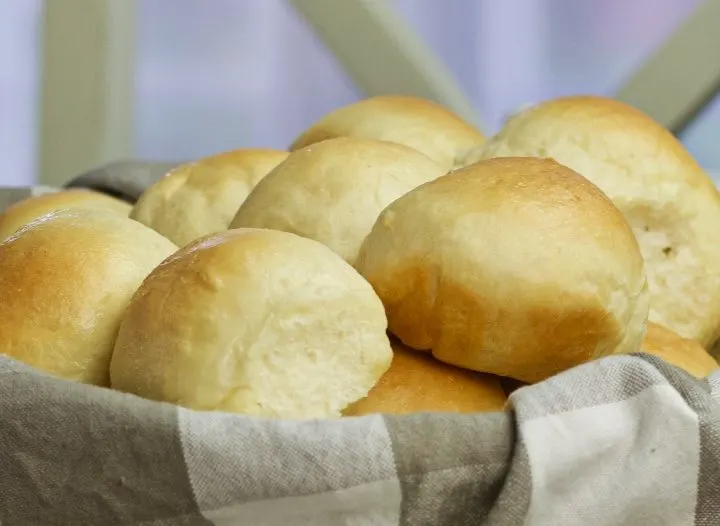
[0,94,717,421]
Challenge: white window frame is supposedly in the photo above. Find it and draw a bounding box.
[39,0,136,186]
[614,0,720,134]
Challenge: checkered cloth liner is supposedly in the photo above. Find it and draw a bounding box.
[1,354,718,525]
[0,163,718,524]
[63,159,180,202]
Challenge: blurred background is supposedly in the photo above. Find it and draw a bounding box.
[2,0,719,187]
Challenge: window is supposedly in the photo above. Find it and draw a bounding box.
[395,0,703,131]
[1,0,717,185]
[0,0,41,185]
[134,0,360,161]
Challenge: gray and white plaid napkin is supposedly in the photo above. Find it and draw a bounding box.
[0,353,718,525]
[64,160,181,203]
[0,163,719,524]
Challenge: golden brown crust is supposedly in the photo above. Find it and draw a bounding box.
[131,148,288,246]
[469,95,720,346]
[343,343,507,416]
[356,157,649,383]
[290,95,485,170]
[635,322,718,378]
[0,189,132,242]
[0,209,178,385]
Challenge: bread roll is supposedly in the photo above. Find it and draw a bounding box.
[131,148,288,246]
[0,189,131,242]
[230,138,446,265]
[343,343,507,416]
[466,95,720,346]
[356,157,649,383]
[110,228,392,419]
[633,322,718,378]
[290,95,485,170]
[0,209,178,385]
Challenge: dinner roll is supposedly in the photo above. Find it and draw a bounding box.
[466,95,720,346]
[290,95,485,170]
[110,228,392,419]
[0,189,131,242]
[230,138,446,265]
[0,209,178,385]
[356,157,649,383]
[343,343,507,416]
[634,322,718,378]
[131,148,288,246]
